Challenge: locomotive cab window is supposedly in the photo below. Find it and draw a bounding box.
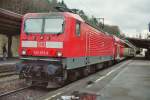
[24,18,64,34]
[24,19,43,33]
[76,21,81,36]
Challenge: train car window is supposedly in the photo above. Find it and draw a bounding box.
[76,22,81,36]
[24,19,43,33]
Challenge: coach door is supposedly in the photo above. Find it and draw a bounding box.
[85,31,91,66]
[116,45,120,59]
[85,32,88,56]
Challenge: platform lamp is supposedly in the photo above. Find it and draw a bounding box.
[149,23,150,32]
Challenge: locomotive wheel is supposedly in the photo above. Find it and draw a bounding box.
[72,71,78,81]
[82,66,92,76]
[68,70,79,82]
[114,60,118,64]
[96,63,104,70]
[90,65,96,74]
[103,62,109,68]
[108,61,113,66]
[83,68,89,77]
[60,70,68,85]
[62,70,68,81]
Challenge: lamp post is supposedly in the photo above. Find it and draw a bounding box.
[148,22,150,32]
[96,18,104,29]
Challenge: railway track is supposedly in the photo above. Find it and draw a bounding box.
[0,67,16,73]
[0,63,17,78]
[0,85,52,100]
[0,61,17,73]
[0,72,17,78]
[0,86,30,97]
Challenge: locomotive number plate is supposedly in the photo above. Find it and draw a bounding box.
[33,50,49,55]
[38,42,46,47]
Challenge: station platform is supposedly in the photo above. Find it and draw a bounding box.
[83,57,150,100]
[98,57,150,100]
[41,57,150,100]
[0,58,19,72]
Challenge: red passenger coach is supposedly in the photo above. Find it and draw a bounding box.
[16,12,129,88]
[113,36,125,61]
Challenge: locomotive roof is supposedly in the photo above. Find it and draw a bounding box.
[62,12,85,22]
[23,12,85,22]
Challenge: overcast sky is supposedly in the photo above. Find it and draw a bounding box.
[58,0,150,37]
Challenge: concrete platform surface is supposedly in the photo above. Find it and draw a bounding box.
[98,58,150,100]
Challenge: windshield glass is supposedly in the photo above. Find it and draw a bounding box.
[44,18,64,33]
[24,19,43,33]
[24,18,64,34]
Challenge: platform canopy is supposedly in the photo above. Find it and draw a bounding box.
[127,37,150,49]
[0,8,22,35]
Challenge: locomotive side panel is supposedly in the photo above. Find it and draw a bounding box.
[63,18,86,57]
[87,27,114,59]
[62,22,115,69]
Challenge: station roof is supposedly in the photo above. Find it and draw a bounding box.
[127,37,150,49]
[0,8,22,35]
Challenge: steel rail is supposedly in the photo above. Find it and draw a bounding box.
[0,86,30,97]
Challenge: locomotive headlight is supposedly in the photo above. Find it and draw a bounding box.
[22,50,26,55]
[57,51,62,57]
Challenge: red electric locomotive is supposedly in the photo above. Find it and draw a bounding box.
[17,12,126,88]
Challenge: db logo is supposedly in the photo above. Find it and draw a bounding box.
[38,42,46,47]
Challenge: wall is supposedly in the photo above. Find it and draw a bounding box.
[0,34,8,57]
[11,35,20,57]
